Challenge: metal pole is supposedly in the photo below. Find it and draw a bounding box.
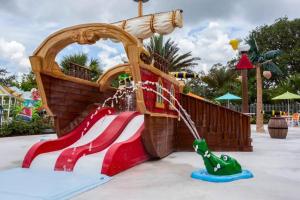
[288,99,290,126]
[7,96,11,119]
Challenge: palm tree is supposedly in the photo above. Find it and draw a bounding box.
[60,53,103,82]
[247,34,282,133]
[197,64,240,100]
[146,34,200,72]
[270,73,300,97]
[88,58,103,82]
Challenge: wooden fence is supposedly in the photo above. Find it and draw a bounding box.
[176,94,252,151]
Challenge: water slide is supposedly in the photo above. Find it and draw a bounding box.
[22,107,115,168]
[22,108,149,176]
[74,114,146,175]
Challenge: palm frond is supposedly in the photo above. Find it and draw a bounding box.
[146,34,200,72]
[262,50,282,60]
[262,61,283,76]
[60,53,103,82]
[60,53,88,71]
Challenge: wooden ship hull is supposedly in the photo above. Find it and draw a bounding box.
[29,12,252,164]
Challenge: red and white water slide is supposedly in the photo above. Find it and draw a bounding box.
[22,107,150,176]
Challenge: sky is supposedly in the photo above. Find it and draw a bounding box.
[0,0,299,78]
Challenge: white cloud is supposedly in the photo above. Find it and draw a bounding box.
[170,21,238,72]
[98,51,126,70]
[0,38,30,73]
[96,42,119,55]
[0,0,298,75]
[94,41,126,70]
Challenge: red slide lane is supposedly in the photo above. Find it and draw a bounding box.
[101,123,150,176]
[22,107,115,168]
[54,111,139,171]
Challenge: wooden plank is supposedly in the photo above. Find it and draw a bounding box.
[41,74,116,136]
[175,94,252,152]
[142,114,176,158]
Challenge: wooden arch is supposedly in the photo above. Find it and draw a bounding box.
[30,23,143,74]
[97,63,131,92]
[30,23,147,115]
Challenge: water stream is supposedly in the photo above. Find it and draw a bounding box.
[100,81,201,140]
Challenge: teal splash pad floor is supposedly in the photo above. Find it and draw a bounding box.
[191,169,253,183]
[0,168,111,200]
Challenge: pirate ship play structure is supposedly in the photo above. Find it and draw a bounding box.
[22,1,252,177]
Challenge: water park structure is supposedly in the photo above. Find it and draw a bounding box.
[3,1,300,199]
[20,0,254,179]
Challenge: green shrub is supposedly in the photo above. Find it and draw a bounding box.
[183,85,191,94]
[264,113,272,124]
[0,119,51,137]
[250,116,256,124]
[250,114,271,124]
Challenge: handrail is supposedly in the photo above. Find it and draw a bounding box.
[63,62,92,81]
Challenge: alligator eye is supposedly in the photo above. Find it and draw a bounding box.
[223,156,228,161]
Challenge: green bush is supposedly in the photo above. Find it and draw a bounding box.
[250,116,256,124]
[250,114,272,124]
[264,113,272,124]
[0,119,51,137]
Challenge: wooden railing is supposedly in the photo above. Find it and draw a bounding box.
[176,94,252,151]
[64,62,92,81]
[153,53,169,74]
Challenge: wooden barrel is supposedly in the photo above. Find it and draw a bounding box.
[268,117,288,139]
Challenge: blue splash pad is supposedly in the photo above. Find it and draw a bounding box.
[0,168,111,200]
[191,169,253,183]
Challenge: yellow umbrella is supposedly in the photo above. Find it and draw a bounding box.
[272,91,300,116]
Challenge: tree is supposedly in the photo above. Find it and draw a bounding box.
[247,33,282,133]
[19,72,37,91]
[60,53,103,81]
[225,17,300,104]
[88,58,103,82]
[269,73,300,97]
[250,17,300,77]
[0,68,16,86]
[146,34,200,71]
[190,63,240,100]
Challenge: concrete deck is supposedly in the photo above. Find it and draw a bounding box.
[0,125,299,200]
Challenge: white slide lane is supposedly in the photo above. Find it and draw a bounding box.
[30,115,117,171]
[73,115,144,175]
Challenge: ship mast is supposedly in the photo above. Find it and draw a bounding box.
[133,0,149,42]
[133,0,149,17]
